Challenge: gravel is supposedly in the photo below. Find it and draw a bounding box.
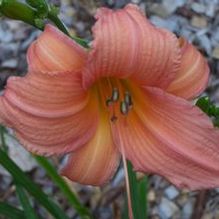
[1,0,219,218]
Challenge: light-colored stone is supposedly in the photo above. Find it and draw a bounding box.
[159,198,179,219]
[0,132,37,176]
[212,47,219,59]
[212,27,219,47]
[148,189,156,202]
[191,16,208,28]
[2,59,18,68]
[150,16,179,32]
[162,0,185,14]
[182,200,194,219]
[176,193,189,207]
[205,2,216,17]
[0,29,13,43]
[201,213,214,219]
[164,186,179,200]
[191,3,206,14]
[150,4,170,18]
[196,34,212,55]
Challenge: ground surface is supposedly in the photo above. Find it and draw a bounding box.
[1,0,219,219]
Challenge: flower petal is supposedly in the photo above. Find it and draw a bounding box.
[167,38,209,100]
[112,86,219,190]
[27,24,87,73]
[62,112,120,186]
[83,4,181,89]
[0,71,98,155]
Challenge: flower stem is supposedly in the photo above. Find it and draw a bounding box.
[47,11,89,48]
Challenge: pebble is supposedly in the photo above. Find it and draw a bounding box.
[162,0,185,15]
[195,34,212,55]
[201,213,213,219]
[191,3,206,14]
[182,200,194,219]
[211,27,219,46]
[191,16,208,28]
[212,47,219,59]
[1,59,18,68]
[148,189,156,202]
[205,2,216,18]
[164,186,179,200]
[180,29,194,41]
[0,132,37,176]
[149,4,170,18]
[0,29,13,43]
[20,31,39,51]
[159,198,179,219]
[0,43,19,62]
[176,193,189,207]
[150,16,179,32]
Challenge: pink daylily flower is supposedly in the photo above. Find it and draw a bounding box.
[0,4,219,190]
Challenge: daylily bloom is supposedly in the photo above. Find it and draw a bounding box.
[1,4,219,190]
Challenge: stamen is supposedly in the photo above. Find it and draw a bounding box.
[111,115,118,122]
[124,91,133,109]
[120,101,129,115]
[106,98,113,107]
[112,87,119,102]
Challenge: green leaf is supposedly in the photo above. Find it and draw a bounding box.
[0,148,70,219]
[26,0,49,18]
[196,96,219,127]
[35,156,93,219]
[34,18,44,29]
[137,176,148,219]
[126,161,148,219]
[15,184,40,219]
[0,125,8,152]
[196,96,211,115]
[0,202,25,219]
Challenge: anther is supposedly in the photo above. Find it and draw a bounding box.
[120,101,129,115]
[111,115,118,122]
[124,91,133,108]
[106,98,113,106]
[112,88,119,102]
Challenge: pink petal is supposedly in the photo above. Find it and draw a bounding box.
[112,86,219,190]
[27,24,87,73]
[62,113,120,186]
[167,38,209,100]
[83,4,181,89]
[0,71,98,155]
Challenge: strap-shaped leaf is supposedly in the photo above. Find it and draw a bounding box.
[16,184,40,219]
[0,148,70,219]
[0,202,25,219]
[122,161,148,219]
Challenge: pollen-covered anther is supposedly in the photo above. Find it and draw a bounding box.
[112,87,120,102]
[124,91,133,109]
[105,87,120,107]
[120,101,129,115]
